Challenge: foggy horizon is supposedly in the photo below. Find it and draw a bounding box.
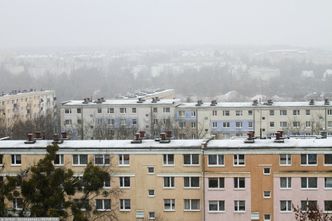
[1,0,332,50]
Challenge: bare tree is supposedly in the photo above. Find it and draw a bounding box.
[293,201,332,221]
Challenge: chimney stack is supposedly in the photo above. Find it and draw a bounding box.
[24,133,36,144]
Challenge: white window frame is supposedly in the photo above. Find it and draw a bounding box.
[164,177,175,188]
[208,177,225,189]
[184,177,200,188]
[233,154,245,166]
[280,154,292,166]
[212,122,218,128]
[264,214,271,221]
[263,168,271,175]
[164,199,175,211]
[54,154,64,166]
[163,154,174,166]
[324,200,332,213]
[301,177,318,189]
[280,200,292,212]
[119,176,130,188]
[325,177,332,189]
[96,199,111,211]
[120,199,131,211]
[208,154,224,166]
[234,200,245,212]
[148,189,155,197]
[263,191,271,198]
[119,154,130,166]
[301,154,317,166]
[234,177,245,189]
[11,154,21,166]
[183,154,199,166]
[94,154,110,165]
[208,200,225,212]
[280,177,292,189]
[184,199,200,211]
[72,154,88,166]
[147,166,155,174]
[13,198,23,210]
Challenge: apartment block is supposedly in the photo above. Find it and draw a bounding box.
[0,89,56,127]
[61,98,332,140]
[1,135,332,221]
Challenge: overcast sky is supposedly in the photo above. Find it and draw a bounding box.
[0,0,331,49]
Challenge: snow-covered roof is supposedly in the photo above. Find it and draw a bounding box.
[62,99,180,106]
[177,101,331,108]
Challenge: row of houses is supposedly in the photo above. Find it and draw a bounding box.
[1,135,332,221]
[61,97,332,139]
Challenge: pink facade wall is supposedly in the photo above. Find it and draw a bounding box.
[273,176,332,221]
[205,176,251,221]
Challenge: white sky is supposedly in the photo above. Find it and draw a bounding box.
[0,0,331,48]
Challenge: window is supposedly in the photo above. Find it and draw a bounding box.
[132,119,137,125]
[11,154,21,165]
[325,177,332,188]
[301,200,317,211]
[280,177,292,189]
[293,121,300,128]
[212,122,218,128]
[103,177,111,188]
[120,119,126,126]
[77,108,81,113]
[234,154,245,166]
[223,122,230,128]
[328,109,332,115]
[280,200,292,212]
[301,177,317,189]
[235,110,243,116]
[223,110,230,116]
[148,189,155,197]
[163,154,174,165]
[183,154,199,165]
[73,199,89,211]
[280,121,288,128]
[54,154,64,165]
[120,199,131,211]
[263,168,271,175]
[97,108,102,113]
[73,154,88,165]
[263,191,271,198]
[248,121,253,128]
[208,200,225,212]
[191,122,196,128]
[184,177,199,188]
[248,110,253,115]
[164,199,175,211]
[280,154,291,165]
[108,119,114,125]
[325,154,332,165]
[264,214,271,221]
[153,107,158,113]
[234,177,245,189]
[212,110,217,116]
[65,108,71,114]
[234,200,245,212]
[119,154,130,166]
[280,110,287,115]
[132,108,136,113]
[306,121,311,128]
[119,177,130,188]
[163,107,170,113]
[329,121,332,128]
[306,109,310,115]
[0,155,3,165]
[325,201,332,212]
[107,108,114,113]
[208,154,224,166]
[184,199,200,211]
[164,177,175,188]
[270,122,275,127]
[120,108,126,113]
[293,110,300,115]
[269,110,274,116]
[208,177,224,189]
[301,154,317,165]
[235,122,242,128]
[96,199,111,211]
[94,154,110,165]
[64,119,72,125]
[13,198,23,210]
[147,166,155,174]
[149,212,156,219]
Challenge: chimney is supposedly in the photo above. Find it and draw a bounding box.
[274,131,285,143]
[131,133,143,143]
[166,130,172,139]
[52,134,64,144]
[325,98,330,105]
[252,99,258,106]
[244,131,255,143]
[309,99,314,105]
[24,133,36,144]
[195,100,203,106]
[139,131,145,139]
[210,100,217,106]
[159,132,171,143]
[61,132,68,140]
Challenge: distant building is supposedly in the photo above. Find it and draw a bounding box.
[0,89,56,128]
